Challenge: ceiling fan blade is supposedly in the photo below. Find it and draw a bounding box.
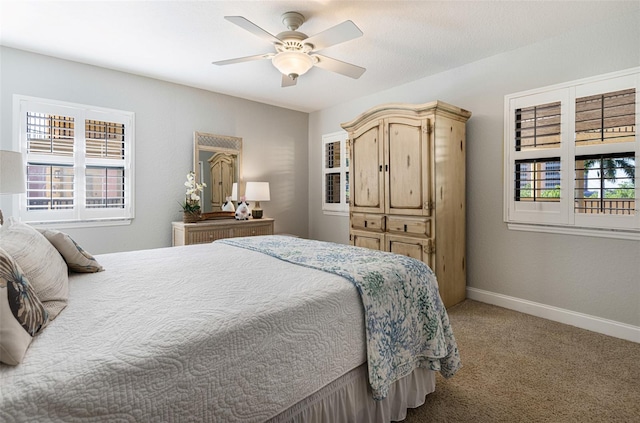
[212,53,274,66]
[225,16,282,44]
[304,20,363,51]
[312,54,366,79]
[281,73,297,87]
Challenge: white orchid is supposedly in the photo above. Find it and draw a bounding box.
[180,171,206,212]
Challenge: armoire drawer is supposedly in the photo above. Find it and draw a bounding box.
[351,213,385,232]
[386,216,431,237]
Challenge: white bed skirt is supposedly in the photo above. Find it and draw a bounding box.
[268,364,436,423]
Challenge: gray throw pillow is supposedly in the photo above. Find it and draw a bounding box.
[0,247,49,365]
[37,228,104,273]
[0,218,69,321]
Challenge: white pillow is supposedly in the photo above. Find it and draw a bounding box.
[37,228,104,273]
[0,247,49,365]
[0,218,69,321]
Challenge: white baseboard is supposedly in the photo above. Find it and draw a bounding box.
[466,287,640,343]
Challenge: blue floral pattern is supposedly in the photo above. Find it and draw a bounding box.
[217,235,461,400]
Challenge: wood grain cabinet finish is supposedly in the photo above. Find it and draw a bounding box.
[351,213,385,232]
[342,101,471,308]
[172,218,274,246]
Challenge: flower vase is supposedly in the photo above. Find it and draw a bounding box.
[183,211,200,223]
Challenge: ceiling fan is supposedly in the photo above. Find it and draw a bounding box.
[212,11,366,87]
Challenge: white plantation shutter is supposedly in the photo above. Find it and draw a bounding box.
[507,90,568,225]
[26,113,75,156]
[16,96,134,224]
[575,88,636,146]
[322,131,350,215]
[504,68,639,238]
[85,119,125,159]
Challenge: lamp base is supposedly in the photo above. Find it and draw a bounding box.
[252,208,264,219]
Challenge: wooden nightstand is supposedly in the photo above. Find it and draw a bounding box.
[172,218,274,246]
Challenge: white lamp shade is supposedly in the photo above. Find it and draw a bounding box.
[244,182,270,202]
[272,51,314,78]
[231,182,238,201]
[0,150,26,194]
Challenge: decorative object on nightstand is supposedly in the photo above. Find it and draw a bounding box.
[180,171,206,223]
[221,183,237,212]
[0,150,26,226]
[234,196,251,220]
[245,182,270,219]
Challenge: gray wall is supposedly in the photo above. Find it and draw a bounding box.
[308,11,640,327]
[0,47,309,253]
[1,10,638,329]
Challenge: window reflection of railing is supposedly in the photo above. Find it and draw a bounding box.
[28,198,124,210]
[575,199,636,215]
[28,199,73,210]
[86,198,125,208]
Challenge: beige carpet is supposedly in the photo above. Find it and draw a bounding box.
[404,300,640,422]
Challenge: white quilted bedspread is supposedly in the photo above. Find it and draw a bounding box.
[0,240,366,422]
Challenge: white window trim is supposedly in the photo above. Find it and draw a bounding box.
[322,131,349,216]
[12,95,135,228]
[504,67,640,240]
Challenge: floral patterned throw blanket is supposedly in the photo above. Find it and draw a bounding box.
[217,235,461,400]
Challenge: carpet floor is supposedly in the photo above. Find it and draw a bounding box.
[404,300,640,422]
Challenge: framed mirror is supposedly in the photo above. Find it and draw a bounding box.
[193,131,242,213]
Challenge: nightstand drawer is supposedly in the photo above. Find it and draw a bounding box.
[233,222,274,237]
[186,227,230,244]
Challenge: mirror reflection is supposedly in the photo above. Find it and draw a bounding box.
[193,132,242,213]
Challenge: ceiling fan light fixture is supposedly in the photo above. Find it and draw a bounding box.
[215,12,365,85]
[272,51,314,79]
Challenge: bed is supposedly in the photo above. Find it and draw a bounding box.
[0,223,460,423]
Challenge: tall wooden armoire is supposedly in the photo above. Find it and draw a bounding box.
[341,101,471,308]
[209,152,236,210]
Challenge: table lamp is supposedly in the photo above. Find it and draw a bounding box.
[231,182,238,203]
[245,182,270,219]
[0,150,26,226]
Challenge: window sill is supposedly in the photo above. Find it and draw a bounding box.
[322,210,349,217]
[24,218,133,230]
[507,222,640,241]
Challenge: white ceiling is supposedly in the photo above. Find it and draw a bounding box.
[1,1,638,113]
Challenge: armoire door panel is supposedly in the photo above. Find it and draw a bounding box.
[209,153,235,209]
[210,160,223,208]
[350,120,384,213]
[350,230,384,250]
[386,234,433,269]
[387,121,422,210]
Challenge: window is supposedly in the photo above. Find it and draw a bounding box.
[515,158,561,202]
[14,96,134,225]
[322,131,349,215]
[504,68,639,239]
